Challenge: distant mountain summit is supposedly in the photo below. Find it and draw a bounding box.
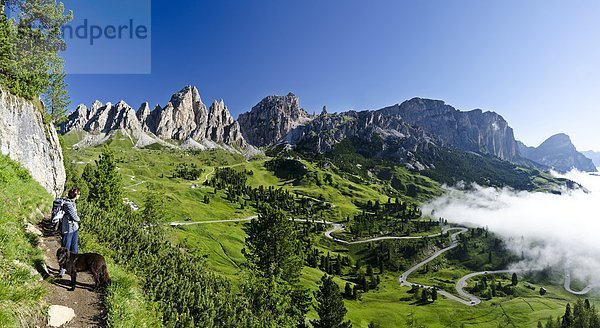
[61,86,258,156]
[518,133,596,172]
[581,150,600,167]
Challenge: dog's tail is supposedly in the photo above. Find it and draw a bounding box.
[100,263,111,287]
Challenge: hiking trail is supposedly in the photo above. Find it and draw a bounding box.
[37,217,105,327]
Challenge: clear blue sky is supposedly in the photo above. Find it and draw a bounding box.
[63,0,600,150]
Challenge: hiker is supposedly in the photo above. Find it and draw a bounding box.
[58,187,81,277]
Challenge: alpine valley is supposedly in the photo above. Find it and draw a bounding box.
[5,84,596,327]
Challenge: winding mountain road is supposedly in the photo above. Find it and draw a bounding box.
[170,216,598,305]
[170,216,257,226]
[563,266,599,295]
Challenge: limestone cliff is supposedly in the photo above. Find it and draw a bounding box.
[0,89,66,197]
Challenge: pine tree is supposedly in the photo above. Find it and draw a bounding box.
[0,5,16,89]
[511,272,518,286]
[311,274,352,328]
[420,288,429,303]
[86,146,123,211]
[431,288,438,302]
[562,303,572,328]
[43,57,69,123]
[344,282,352,299]
[5,0,72,100]
[141,192,166,225]
[243,204,303,282]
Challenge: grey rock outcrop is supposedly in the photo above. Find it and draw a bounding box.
[377,98,519,161]
[206,100,246,147]
[518,134,597,172]
[136,102,153,132]
[60,104,88,133]
[238,93,313,147]
[0,89,66,197]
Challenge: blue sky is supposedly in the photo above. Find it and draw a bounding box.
[63,0,600,150]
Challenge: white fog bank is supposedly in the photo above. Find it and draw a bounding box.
[423,169,600,284]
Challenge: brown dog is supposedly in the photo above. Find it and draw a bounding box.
[56,247,111,291]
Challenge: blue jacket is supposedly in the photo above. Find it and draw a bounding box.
[60,199,80,235]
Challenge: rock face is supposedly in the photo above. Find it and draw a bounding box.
[518,134,597,172]
[239,95,520,164]
[61,86,252,153]
[152,86,208,141]
[0,89,66,197]
[287,110,439,169]
[377,98,519,161]
[206,100,246,146]
[237,93,313,147]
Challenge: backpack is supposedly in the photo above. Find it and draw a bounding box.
[51,198,66,231]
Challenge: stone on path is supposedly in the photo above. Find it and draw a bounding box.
[25,223,43,236]
[47,305,76,327]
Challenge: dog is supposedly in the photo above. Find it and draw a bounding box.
[56,247,111,291]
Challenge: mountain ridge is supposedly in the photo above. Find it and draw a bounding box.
[60,86,259,156]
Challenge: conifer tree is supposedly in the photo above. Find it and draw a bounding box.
[311,274,352,328]
[86,147,123,211]
[243,204,302,281]
[562,303,572,328]
[141,192,166,226]
[44,57,70,123]
[344,282,352,299]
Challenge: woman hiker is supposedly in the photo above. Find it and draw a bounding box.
[58,187,81,277]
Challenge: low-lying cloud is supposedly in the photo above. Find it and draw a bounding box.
[423,170,600,285]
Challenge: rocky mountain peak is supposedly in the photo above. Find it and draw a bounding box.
[518,133,596,172]
[88,100,103,120]
[137,102,151,119]
[238,92,313,147]
[208,100,234,126]
[537,133,576,153]
[170,85,203,110]
[136,102,152,131]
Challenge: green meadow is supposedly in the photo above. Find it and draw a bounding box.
[61,133,598,327]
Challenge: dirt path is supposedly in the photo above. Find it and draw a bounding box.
[38,218,105,327]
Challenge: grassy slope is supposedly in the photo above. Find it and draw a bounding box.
[62,135,597,328]
[0,152,160,327]
[0,154,50,327]
[79,233,162,327]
